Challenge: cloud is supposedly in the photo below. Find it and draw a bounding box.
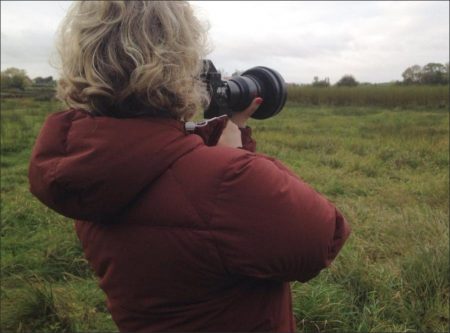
[1,30,59,78]
[1,1,448,83]
[195,1,449,83]
[0,0,71,78]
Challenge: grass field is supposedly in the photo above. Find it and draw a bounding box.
[1,97,449,332]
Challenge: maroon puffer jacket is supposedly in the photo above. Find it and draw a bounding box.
[29,109,350,332]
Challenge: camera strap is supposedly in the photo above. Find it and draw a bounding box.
[184,114,229,133]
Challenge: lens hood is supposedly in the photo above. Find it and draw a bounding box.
[241,66,287,119]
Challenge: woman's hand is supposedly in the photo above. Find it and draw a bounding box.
[217,97,263,148]
[230,97,263,128]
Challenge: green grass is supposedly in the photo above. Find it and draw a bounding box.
[249,105,449,332]
[1,98,449,332]
[1,98,117,333]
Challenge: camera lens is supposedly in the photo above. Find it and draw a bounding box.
[227,76,261,112]
[239,66,287,119]
[202,60,287,120]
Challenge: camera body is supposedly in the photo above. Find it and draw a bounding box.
[201,60,287,119]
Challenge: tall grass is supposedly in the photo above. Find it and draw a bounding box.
[252,105,449,332]
[287,85,449,108]
[1,97,449,332]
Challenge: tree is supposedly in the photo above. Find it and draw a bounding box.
[445,62,450,84]
[420,62,448,85]
[312,76,330,87]
[33,76,56,86]
[336,75,358,87]
[401,63,449,85]
[1,67,32,90]
[402,65,422,84]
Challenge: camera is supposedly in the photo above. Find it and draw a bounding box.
[201,60,287,119]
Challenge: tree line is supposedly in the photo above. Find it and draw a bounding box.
[2,62,449,91]
[305,62,449,87]
[1,67,56,91]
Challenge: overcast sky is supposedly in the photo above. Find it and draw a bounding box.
[1,1,449,84]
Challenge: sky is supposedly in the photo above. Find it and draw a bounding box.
[1,1,449,84]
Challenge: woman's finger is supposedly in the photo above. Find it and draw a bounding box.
[243,97,263,117]
[230,97,263,128]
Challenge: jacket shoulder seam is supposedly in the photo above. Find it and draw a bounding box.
[168,166,231,275]
[206,151,254,276]
[171,151,250,275]
[47,111,76,183]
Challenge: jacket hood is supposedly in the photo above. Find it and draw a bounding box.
[29,109,203,222]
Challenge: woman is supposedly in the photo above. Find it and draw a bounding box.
[29,1,350,332]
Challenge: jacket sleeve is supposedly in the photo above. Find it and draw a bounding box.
[239,126,257,152]
[210,152,351,282]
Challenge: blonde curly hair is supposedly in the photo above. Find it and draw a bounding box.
[55,1,210,120]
